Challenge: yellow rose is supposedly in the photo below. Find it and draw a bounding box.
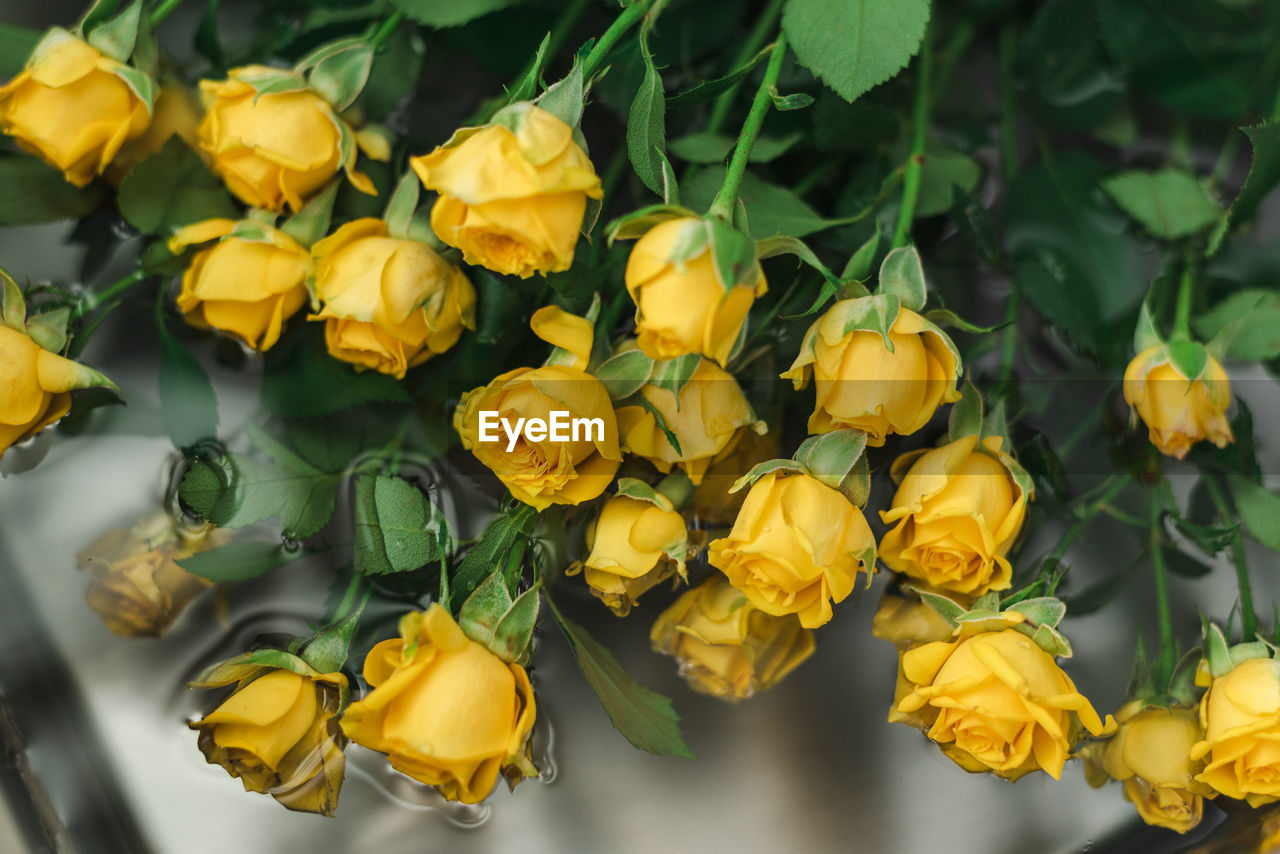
[106,83,203,184]
[616,358,762,484]
[624,217,767,366]
[78,509,226,637]
[707,472,875,629]
[1082,701,1209,833]
[190,662,348,815]
[878,434,1029,597]
[341,605,537,804]
[198,66,376,212]
[650,577,814,701]
[310,218,476,378]
[455,364,621,510]
[1123,345,1233,460]
[1190,657,1280,806]
[871,587,957,651]
[893,626,1114,780]
[410,102,602,278]
[782,299,961,446]
[169,219,312,352]
[573,495,688,616]
[691,427,779,526]
[0,30,150,186]
[0,323,112,460]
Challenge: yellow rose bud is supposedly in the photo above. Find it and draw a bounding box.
[691,427,779,525]
[0,324,111,459]
[1123,345,1233,460]
[782,300,961,446]
[198,66,376,212]
[410,103,602,278]
[0,31,151,187]
[1190,657,1280,806]
[870,587,957,651]
[650,577,814,701]
[105,83,203,184]
[169,219,312,352]
[616,358,761,485]
[311,218,476,378]
[707,472,875,629]
[78,509,226,637]
[894,627,1115,780]
[573,495,689,616]
[190,664,348,815]
[878,434,1029,597]
[1082,701,1209,834]
[624,217,767,366]
[341,605,537,804]
[454,365,621,510]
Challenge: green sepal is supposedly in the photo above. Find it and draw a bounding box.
[298,36,374,111]
[237,67,309,99]
[917,590,1076,658]
[1167,648,1202,707]
[832,292,901,351]
[457,570,540,664]
[902,585,965,628]
[653,471,694,511]
[768,89,814,111]
[648,353,701,404]
[729,458,809,494]
[382,172,420,240]
[1006,597,1067,629]
[755,236,838,287]
[707,218,759,290]
[1133,298,1162,353]
[1,269,26,331]
[25,308,71,353]
[614,477,675,511]
[792,429,870,507]
[1164,338,1208,382]
[602,203,699,249]
[947,379,983,442]
[300,604,367,677]
[593,349,654,401]
[86,0,140,63]
[841,228,880,283]
[280,181,338,248]
[113,65,157,113]
[924,309,1000,334]
[625,393,683,456]
[877,245,927,312]
[536,56,585,128]
[980,398,1010,445]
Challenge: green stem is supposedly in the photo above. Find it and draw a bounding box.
[80,270,146,318]
[932,18,975,100]
[148,0,184,26]
[1149,493,1176,686]
[704,0,786,136]
[333,570,365,621]
[1172,257,1194,340]
[1205,476,1258,639]
[1044,475,1132,569]
[891,27,932,248]
[707,34,788,222]
[581,0,656,80]
[368,9,406,48]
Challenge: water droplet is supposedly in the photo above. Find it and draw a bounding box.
[281,537,301,553]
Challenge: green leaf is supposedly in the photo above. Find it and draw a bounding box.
[0,23,39,78]
[593,349,654,401]
[627,26,667,198]
[649,353,701,401]
[667,132,800,165]
[1196,289,1280,360]
[1005,153,1144,360]
[768,90,814,111]
[915,145,980,218]
[682,167,844,238]
[450,507,534,614]
[877,246,926,312]
[782,0,930,103]
[176,540,302,583]
[1217,122,1280,239]
[1171,514,1240,556]
[389,0,519,28]
[546,595,692,758]
[1230,476,1280,553]
[0,157,106,225]
[458,572,539,663]
[665,45,771,109]
[261,330,410,418]
[86,0,140,63]
[118,138,238,236]
[1101,169,1221,240]
[158,324,218,450]
[180,455,338,540]
[353,473,450,575]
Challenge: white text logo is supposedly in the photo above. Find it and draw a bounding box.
[477,410,604,452]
